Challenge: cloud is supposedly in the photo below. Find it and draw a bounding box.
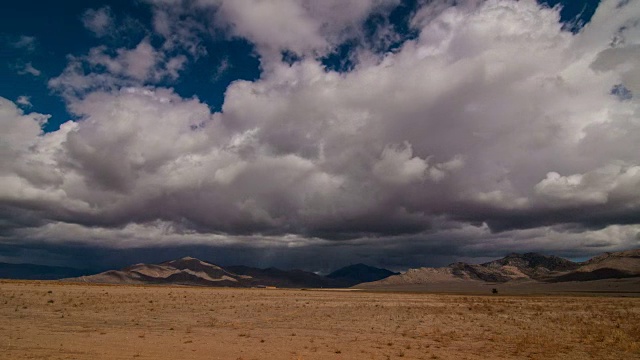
[2,0,640,268]
[150,3,207,57]
[3,219,639,271]
[10,35,37,52]
[15,96,32,107]
[534,163,640,213]
[373,142,429,185]
[81,6,114,37]
[17,62,41,76]
[49,39,188,99]
[80,6,149,46]
[146,0,400,63]
[212,57,231,81]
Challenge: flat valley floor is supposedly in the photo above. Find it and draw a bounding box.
[1,281,639,360]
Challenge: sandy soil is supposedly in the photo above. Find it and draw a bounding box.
[356,277,640,295]
[1,280,639,360]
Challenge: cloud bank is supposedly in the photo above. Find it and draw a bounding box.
[1,0,639,270]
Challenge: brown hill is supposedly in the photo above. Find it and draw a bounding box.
[68,257,250,287]
[66,257,350,288]
[65,249,640,291]
[549,249,640,282]
[357,249,640,292]
[482,252,579,280]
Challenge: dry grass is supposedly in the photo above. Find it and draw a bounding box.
[0,280,639,359]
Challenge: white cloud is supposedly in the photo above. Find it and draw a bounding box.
[0,97,46,151]
[535,164,640,207]
[373,142,429,185]
[147,0,399,64]
[214,0,328,58]
[151,5,207,57]
[49,39,188,99]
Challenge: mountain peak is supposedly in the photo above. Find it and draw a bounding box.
[485,252,578,274]
[327,263,399,286]
[159,257,227,276]
[179,256,198,261]
[337,263,375,270]
[164,256,214,266]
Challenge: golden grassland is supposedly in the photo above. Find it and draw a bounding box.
[1,280,639,359]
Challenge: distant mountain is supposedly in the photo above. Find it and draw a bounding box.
[67,257,251,287]
[357,249,640,291]
[0,263,92,280]
[66,257,349,288]
[65,257,400,288]
[226,266,339,288]
[28,249,640,291]
[483,252,579,280]
[326,263,399,286]
[549,249,640,282]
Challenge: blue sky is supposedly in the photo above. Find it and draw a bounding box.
[1,0,262,132]
[1,0,638,271]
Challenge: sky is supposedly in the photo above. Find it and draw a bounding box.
[1,0,639,272]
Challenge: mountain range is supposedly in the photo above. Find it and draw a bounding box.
[2,249,639,292]
[6,257,396,288]
[356,249,640,293]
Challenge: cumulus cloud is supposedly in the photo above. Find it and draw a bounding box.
[373,142,429,185]
[2,0,640,268]
[147,0,399,63]
[49,39,187,99]
[535,163,640,208]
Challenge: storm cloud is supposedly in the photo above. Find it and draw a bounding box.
[1,0,639,270]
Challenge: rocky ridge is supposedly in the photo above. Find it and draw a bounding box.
[357,249,640,289]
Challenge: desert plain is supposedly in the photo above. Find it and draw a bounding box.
[1,280,639,360]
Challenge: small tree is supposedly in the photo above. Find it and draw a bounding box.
[492,288,498,294]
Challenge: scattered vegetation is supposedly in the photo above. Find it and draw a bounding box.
[0,281,638,359]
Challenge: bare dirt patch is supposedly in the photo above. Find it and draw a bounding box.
[1,280,639,359]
